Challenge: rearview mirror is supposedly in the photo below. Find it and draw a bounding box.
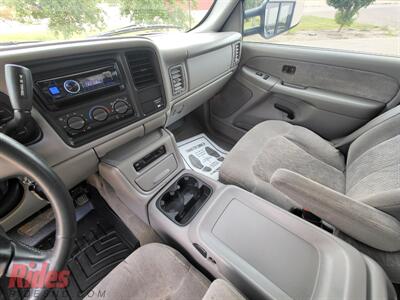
[244,0,304,39]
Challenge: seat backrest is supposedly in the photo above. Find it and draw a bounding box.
[346,113,400,200]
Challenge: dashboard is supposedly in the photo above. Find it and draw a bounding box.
[0,32,242,229]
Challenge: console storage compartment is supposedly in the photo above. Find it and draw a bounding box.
[148,171,396,300]
[135,154,177,191]
[157,174,211,225]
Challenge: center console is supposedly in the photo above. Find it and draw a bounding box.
[89,119,396,300]
[92,118,395,299]
[148,170,396,300]
[99,128,185,224]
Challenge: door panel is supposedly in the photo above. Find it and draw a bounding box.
[246,57,398,103]
[210,43,400,141]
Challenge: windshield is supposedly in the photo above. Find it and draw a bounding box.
[0,0,214,44]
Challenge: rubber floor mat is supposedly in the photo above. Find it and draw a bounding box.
[1,187,140,300]
[48,210,138,299]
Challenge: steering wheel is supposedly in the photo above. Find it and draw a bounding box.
[0,133,76,300]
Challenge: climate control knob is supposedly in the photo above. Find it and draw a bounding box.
[91,107,108,122]
[113,100,129,114]
[67,116,85,130]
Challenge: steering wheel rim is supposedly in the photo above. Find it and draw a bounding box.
[0,133,76,300]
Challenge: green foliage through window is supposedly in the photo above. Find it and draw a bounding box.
[327,0,375,31]
[0,0,201,38]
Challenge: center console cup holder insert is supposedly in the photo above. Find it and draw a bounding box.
[157,174,212,226]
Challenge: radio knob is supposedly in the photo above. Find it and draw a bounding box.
[91,107,108,122]
[113,100,129,114]
[67,116,85,130]
[63,80,81,94]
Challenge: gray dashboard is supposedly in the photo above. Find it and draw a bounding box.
[0,32,242,229]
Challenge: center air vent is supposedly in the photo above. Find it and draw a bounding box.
[169,65,185,96]
[126,50,158,89]
[233,42,241,65]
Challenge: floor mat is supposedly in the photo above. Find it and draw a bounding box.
[168,115,235,151]
[177,133,228,180]
[1,186,140,300]
[48,211,138,299]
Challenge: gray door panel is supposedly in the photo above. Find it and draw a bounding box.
[246,56,399,103]
[210,43,400,141]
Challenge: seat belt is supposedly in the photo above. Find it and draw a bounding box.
[332,103,400,148]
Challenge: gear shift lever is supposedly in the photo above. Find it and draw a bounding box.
[4,64,33,133]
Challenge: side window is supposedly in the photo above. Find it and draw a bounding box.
[243,0,400,57]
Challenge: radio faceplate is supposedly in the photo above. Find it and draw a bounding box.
[36,64,123,105]
[33,61,139,147]
[31,51,166,148]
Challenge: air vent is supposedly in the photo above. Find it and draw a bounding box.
[233,42,241,65]
[169,65,185,96]
[126,51,158,89]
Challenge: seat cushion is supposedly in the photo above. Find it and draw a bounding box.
[346,113,400,200]
[220,121,345,209]
[86,243,210,300]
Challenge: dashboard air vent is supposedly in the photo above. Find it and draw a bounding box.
[126,51,158,89]
[233,42,241,65]
[169,65,185,96]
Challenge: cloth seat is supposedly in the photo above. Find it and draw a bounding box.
[86,243,245,300]
[220,120,346,210]
[220,118,400,253]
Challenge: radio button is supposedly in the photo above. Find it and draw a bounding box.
[91,107,108,122]
[64,80,81,94]
[114,100,129,114]
[67,116,85,130]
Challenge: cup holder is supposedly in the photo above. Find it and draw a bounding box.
[157,175,212,226]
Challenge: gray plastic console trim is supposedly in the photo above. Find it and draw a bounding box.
[149,171,396,300]
[100,129,185,223]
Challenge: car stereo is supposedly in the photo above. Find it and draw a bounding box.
[36,64,123,104]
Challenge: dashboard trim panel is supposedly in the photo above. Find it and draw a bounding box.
[0,32,242,228]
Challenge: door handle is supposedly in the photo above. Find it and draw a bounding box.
[274,103,295,120]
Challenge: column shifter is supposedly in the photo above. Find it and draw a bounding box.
[4,64,33,133]
[3,64,41,144]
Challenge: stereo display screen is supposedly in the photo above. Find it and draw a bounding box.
[80,70,115,89]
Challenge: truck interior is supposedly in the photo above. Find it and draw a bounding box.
[0,0,400,299]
